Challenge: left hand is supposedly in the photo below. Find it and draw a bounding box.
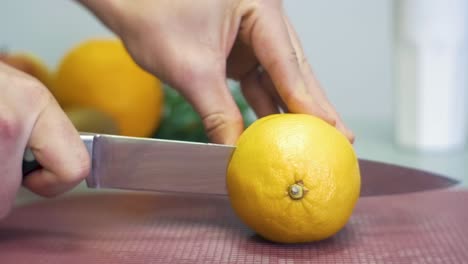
[78,0,355,144]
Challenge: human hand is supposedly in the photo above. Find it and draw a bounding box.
[79,0,354,144]
[0,62,90,218]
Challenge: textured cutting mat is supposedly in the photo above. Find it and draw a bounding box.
[0,189,467,263]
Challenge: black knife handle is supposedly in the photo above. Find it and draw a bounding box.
[22,148,42,178]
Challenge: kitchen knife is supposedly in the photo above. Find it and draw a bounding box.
[22,134,459,196]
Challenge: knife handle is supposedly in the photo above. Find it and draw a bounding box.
[22,148,41,178]
[21,134,95,179]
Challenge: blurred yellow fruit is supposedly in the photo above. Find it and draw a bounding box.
[65,107,119,135]
[52,38,163,137]
[227,114,361,243]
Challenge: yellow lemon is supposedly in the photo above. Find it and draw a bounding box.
[227,114,361,243]
[65,107,119,135]
[52,38,163,137]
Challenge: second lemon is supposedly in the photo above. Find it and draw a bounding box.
[52,38,164,137]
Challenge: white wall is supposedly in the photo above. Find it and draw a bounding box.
[1,0,114,66]
[1,0,394,123]
[285,0,394,122]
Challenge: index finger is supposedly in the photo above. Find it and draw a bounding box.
[238,1,335,125]
[23,98,91,197]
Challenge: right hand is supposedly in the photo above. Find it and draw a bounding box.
[0,62,90,219]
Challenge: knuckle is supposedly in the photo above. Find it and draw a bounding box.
[203,112,229,136]
[0,110,21,141]
[264,49,302,76]
[290,50,299,63]
[202,111,243,138]
[0,76,52,143]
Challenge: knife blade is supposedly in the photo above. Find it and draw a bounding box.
[23,134,459,196]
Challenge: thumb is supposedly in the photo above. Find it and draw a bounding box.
[178,75,244,145]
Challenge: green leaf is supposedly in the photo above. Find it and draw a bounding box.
[153,82,255,142]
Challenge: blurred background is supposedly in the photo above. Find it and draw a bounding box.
[1,0,467,198]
